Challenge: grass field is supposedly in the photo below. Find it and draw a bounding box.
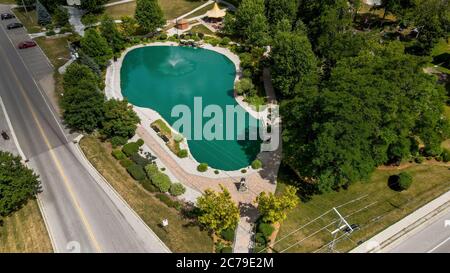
[12,8,43,33]
[0,200,53,253]
[80,136,214,252]
[190,24,215,35]
[0,0,16,4]
[34,36,71,68]
[103,0,207,20]
[272,161,450,253]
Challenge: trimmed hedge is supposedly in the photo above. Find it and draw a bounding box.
[136,138,144,146]
[251,159,262,169]
[130,153,152,167]
[258,223,274,239]
[110,136,127,147]
[151,172,171,192]
[119,158,133,168]
[122,142,140,157]
[155,193,182,210]
[145,164,159,178]
[197,163,208,172]
[140,179,158,193]
[169,183,186,196]
[220,227,235,242]
[111,149,126,160]
[255,233,267,246]
[126,164,146,181]
[178,149,188,158]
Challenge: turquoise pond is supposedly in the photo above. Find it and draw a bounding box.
[120,46,262,171]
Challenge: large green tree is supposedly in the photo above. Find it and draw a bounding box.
[100,15,125,54]
[196,186,240,234]
[81,0,108,14]
[135,0,165,34]
[80,28,113,68]
[265,0,298,29]
[282,42,449,192]
[101,99,140,139]
[0,151,40,217]
[271,31,318,98]
[232,0,269,45]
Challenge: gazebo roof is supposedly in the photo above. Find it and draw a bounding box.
[206,2,226,18]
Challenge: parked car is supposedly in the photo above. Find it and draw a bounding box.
[0,13,15,20]
[6,22,23,29]
[18,40,37,49]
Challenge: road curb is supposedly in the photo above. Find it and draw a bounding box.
[73,135,171,253]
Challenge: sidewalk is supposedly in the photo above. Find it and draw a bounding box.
[351,190,450,253]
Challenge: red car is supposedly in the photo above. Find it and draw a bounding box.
[18,40,37,49]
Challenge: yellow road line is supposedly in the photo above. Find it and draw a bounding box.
[0,45,102,253]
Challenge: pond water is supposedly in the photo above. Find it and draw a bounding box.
[121,46,261,171]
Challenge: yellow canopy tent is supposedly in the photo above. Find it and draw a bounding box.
[206,2,226,19]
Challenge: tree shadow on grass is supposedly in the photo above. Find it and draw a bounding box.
[277,163,320,203]
[387,175,402,192]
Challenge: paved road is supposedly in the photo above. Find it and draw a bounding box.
[0,11,169,253]
[388,208,450,253]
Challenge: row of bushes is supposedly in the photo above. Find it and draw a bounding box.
[254,222,274,252]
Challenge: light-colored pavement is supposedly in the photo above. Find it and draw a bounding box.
[0,6,169,253]
[104,0,135,7]
[66,6,85,36]
[388,208,450,253]
[351,190,450,253]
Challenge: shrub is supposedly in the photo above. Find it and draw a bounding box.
[136,138,144,146]
[214,170,219,175]
[126,164,146,181]
[221,247,233,253]
[251,159,262,169]
[255,233,267,246]
[220,37,231,46]
[111,149,126,160]
[140,179,158,193]
[159,33,168,40]
[110,136,127,147]
[145,164,159,178]
[414,156,424,164]
[169,183,186,196]
[46,30,56,36]
[122,142,140,156]
[442,149,450,162]
[151,172,171,192]
[398,172,413,190]
[221,227,235,242]
[198,32,204,39]
[156,193,182,210]
[178,149,188,158]
[258,223,274,239]
[197,163,208,172]
[235,78,255,96]
[241,169,247,173]
[119,158,133,168]
[130,153,152,167]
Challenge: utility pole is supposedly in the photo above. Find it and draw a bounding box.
[328,207,353,253]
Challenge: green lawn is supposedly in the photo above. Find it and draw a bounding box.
[0,199,53,253]
[12,8,43,33]
[190,24,215,36]
[272,162,450,253]
[34,36,71,68]
[80,136,214,252]
[104,2,136,20]
[0,0,16,4]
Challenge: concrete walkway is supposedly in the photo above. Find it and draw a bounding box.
[66,6,85,36]
[351,190,450,253]
[104,0,135,8]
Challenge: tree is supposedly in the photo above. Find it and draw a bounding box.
[63,63,100,90]
[61,87,105,133]
[100,15,125,54]
[0,151,40,217]
[235,78,255,96]
[16,0,34,7]
[256,185,299,223]
[101,99,140,139]
[196,186,240,233]
[281,42,449,192]
[80,28,113,68]
[265,0,298,29]
[81,0,108,14]
[271,31,318,98]
[36,0,52,26]
[120,16,138,37]
[53,6,70,27]
[233,0,269,45]
[135,0,165,34]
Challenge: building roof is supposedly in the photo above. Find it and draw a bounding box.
[206,2,226,18]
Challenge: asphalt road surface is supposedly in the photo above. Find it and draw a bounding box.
[0,11,169,253]
[388,208,450,253]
